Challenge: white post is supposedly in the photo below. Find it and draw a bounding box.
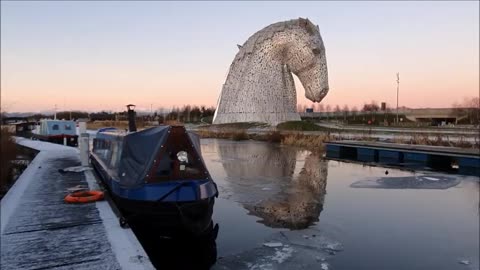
[80,133,89,166]
[63,136,67,146]
[79,121,86,134]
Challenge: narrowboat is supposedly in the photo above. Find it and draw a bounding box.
[90,125,218,234]
[33,119,78,146]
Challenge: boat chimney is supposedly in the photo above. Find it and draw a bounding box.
[126,104,137,132]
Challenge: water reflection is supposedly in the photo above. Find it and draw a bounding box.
[130,221,218,270]
[215,141,328,229]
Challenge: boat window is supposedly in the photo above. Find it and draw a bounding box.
[64,124,72,130]
[52,124,59,130]
[109,141,122,169]
[93,138,111,164]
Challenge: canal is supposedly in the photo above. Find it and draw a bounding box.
[199,139,479,270]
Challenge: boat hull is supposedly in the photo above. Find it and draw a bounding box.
[91,156,216,235]
[113,193,215,234]
[33,134,78,147]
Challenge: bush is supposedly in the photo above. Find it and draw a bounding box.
[266,131,283,143]
[231,131,249,141]
[1,128,17,195]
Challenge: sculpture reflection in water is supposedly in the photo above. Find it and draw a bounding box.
[217,141,328,229]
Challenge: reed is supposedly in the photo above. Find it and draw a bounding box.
[231,131,249,141]
[281,133,330,150]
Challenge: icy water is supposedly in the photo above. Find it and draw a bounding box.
[200,139,479,270]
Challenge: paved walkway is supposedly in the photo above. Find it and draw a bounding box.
[1,138,154,270]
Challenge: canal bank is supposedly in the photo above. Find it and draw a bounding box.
[326,140,480,175]
[0,138,154,270]
[193,124,480,150]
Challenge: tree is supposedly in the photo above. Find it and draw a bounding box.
[342,104,349,121]
[318,103,325,112]
[351,106,358,120]
[362,101,380,112]
[456,97,480,124]
[334,105,341,119]
[325,104,331,121]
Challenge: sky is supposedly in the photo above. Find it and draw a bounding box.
[1,1,479,113]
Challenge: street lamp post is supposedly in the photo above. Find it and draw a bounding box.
[396,72,400,125]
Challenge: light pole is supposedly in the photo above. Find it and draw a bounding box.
[396,72,400,125]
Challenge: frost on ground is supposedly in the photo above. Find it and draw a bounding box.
[58,165,92,173]
[2,139,154,270]
[214,228,342,270]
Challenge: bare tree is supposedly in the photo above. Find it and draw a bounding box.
[318,103,325,112]
[325,104,331,120]
[362,101,380,112]
[461,97,480,124]
[342,104,349,121]
[297,104,308,113]
[334,105,341,119]
[351,106,358,120]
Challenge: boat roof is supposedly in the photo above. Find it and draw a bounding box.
[40,119,76,124]
[93,125,204,188]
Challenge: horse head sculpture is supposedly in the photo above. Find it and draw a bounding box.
[213,18,329,125]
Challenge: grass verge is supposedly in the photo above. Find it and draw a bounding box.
[276,121,325,131]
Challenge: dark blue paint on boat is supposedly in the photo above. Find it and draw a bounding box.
[90,125,218,234]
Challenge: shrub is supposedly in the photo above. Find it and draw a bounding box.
[231,131,249,141]
[266,131,283,143]
[1,128,17,195]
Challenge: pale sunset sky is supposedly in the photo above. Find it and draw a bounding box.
[1,1,479,113]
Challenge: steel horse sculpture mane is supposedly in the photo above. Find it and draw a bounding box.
[213,18,329,125]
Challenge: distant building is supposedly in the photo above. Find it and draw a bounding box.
[381,102,386,111]
[301,107,470,125]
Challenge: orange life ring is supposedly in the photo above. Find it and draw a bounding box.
[64,190,104,203]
